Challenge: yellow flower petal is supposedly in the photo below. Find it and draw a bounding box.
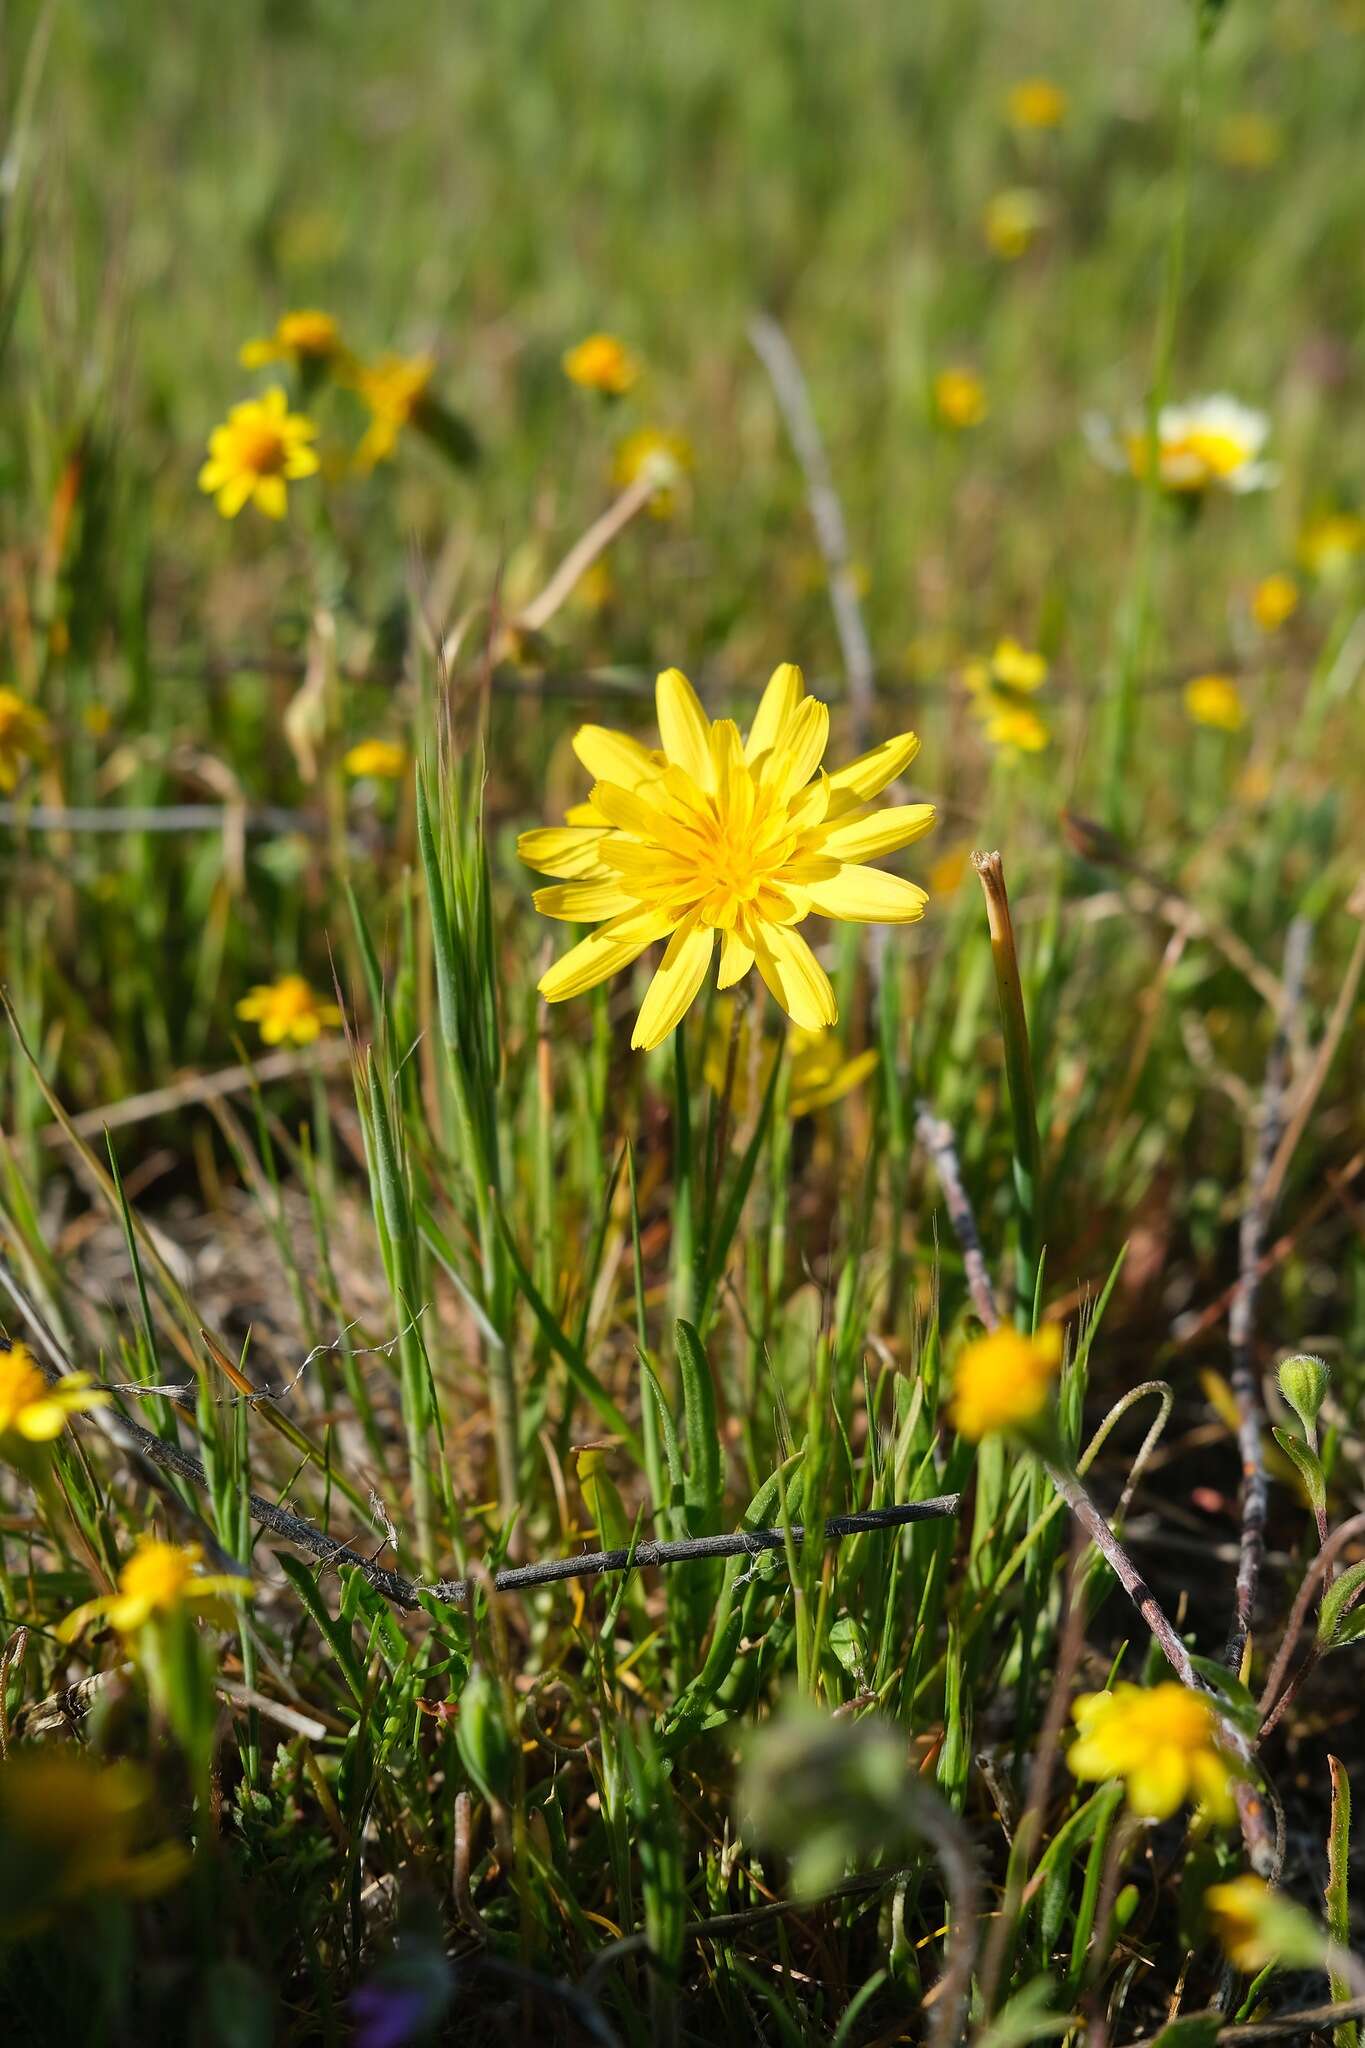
[753,923,837,1031]
[572,724,661,788]
[655,668,713,786]
[805,866,928,923]
[533,881,639,922]
[822,803,937,862]
[631,918,715,1049]
[540,909,674,1003]
[827,731,921,804]
[717,929,756,989]
[764,695,830,800]
[517,826,613,880]
[744,662,806,764]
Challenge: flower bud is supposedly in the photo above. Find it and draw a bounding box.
[1277,1354,1329,1439]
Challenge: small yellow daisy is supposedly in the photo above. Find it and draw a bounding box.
[563,332,640,396]
[236,974,343,1047]
[949,1323,1063,1440]
[933,367,988,430]
[199,388,320,520]
[1068,1682,1238,1824]
[1184,675,1245,733]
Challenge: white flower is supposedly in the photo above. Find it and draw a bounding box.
[1085,394,1276,496]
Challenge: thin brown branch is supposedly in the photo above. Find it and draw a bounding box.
[39,1040,350,1147]
[917,1101,1276,1873]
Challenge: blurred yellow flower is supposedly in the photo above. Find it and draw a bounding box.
[520,663,933,1048]
[81,702,113,738]
[1215,113,1284,171]
[1184,674,1245,733]
[704,1001,879,1118]
[0,1343,106,1445]
[0,1752,187,1930]
[927,844,971,897]
[236,973,343,1046]
[563,332,640,395]
[1007,78,1068,130]
[352,352,436,470]
[198,388,320,519]
[344,738,407,780]
[1087,396,1274,496]
[950,1323,1063,1440]
[1205,1874,1324,1973]
[0,686,48,790]
[613,426,694,517]
[1068,1682,1237,1822]
[983,187,1049,260]
[1298,511,1365,580]
[1250,573,1299,631]
[240,309,345,370]
[933,366,988,429]
[990,636,1048,690]
[60,1535,252,1640]
[571,558,616,613]
[964,640,1050,752]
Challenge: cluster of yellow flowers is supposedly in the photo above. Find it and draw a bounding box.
[200,308,447,521]
[962,638,1050,753]
[561,329,694,518]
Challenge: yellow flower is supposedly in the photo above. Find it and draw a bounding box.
[571,558,616,613]
[0,687,48,790]
[1184,674,1245,733]
[1215,113,1284,171]
[1087,396,1275,496]
[60,1535,253,1640]
[240,309,345,370]
[198,388,320,520]
[949,1323,1063,1440]
[0,1752,187,1929]
[612,426,694,516]
[82,702,113,738]
[927,844,971,897]
[983,187,1049,260]
[520,663,933,1050]
[933,367,988,430]
[1205,1874,1325,1973]
[236,973,343,1046]
[1007,78,1068,130]
[563,332,640,396]
[963,641,1050,752]
[989,637,1048,690]
[344,738,407,780]
[703,1001,879,1119]
[0,1343,107,1444]
[1068,1681,1237,1822]
[1298,511,1365,581]
[352,352,436,470]
[1250,573,1299,631]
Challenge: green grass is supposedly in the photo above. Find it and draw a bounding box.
[3,0,1365,2042]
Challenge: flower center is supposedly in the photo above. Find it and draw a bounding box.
[120,1542,194,1611]
[235,422,287,476]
